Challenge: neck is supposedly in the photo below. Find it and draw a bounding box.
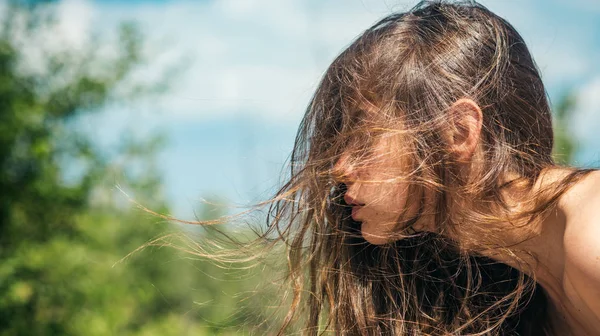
[409,167,574,284]
[462,169,569,277]
[411,168,574,296]
[456,168,577,332]
[413,167,584,333]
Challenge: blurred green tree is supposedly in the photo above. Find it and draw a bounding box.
[0,2,276,335]
[552,92,578,165]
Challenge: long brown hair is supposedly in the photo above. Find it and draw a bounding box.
[164,1,595,334]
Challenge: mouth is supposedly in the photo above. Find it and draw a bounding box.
[351,205,362,221]
[343,194,365,221]
[344,193,365,222]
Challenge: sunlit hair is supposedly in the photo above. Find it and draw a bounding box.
[159,1,595,335]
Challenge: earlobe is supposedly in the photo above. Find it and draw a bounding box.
[447,98,483,161]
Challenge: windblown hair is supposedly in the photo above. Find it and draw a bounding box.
[170,1,595,335]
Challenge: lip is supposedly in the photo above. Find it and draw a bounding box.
[351,206,362,221]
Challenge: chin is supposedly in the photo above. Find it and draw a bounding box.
[361,225,391,245]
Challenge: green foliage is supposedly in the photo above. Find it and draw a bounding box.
[552,92,578,165]
[0,3,277,335]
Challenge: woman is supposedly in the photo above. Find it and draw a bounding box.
[188,1,600,334]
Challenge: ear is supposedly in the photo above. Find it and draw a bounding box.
[447,98,483,161]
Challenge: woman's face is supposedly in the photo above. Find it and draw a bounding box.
[334,134,417,245]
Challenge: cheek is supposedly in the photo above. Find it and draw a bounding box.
[370,180,409,212]
[359,182,409,245]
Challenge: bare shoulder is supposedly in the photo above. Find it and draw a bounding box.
[560,169,600,269]
[560,169,600,230]
[558,169,600,332]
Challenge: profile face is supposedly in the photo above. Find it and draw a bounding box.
[334,134,416,245]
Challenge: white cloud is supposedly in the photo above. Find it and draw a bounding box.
[5,0,597,124]
[15,0,592,127]
[85,0,418,123]
[0,0,96,76]
[572,77,600,143]
[54,0,95,49]
[128,0,598,122]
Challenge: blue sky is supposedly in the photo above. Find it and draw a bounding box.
[36,0,600,218]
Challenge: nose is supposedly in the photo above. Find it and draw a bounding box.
[332,152,357,183]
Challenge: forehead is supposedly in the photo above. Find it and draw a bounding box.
[340,95,406,151]
[345,90,387,125]
[346,90,406,138]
